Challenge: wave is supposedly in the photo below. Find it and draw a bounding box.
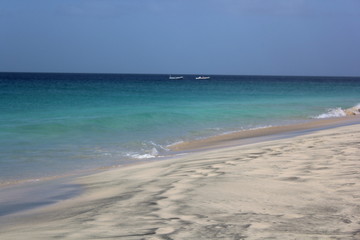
[125,141,170,160]
[126,147,158,159]
[126,152,157,159]
[314,103,360,119]
[315,108,347,119]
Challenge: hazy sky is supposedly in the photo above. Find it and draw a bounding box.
[1,0,360,76]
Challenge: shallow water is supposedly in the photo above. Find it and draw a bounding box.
[1,73,359,182]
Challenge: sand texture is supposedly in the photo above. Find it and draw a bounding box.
[1,124,360,239]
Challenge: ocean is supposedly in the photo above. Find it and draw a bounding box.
[1,72,359,183]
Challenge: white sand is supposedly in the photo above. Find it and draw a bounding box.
[1,124,360,239]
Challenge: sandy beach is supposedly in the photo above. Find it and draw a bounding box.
[1,121,360,239]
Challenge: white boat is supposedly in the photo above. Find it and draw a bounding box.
[195,76,210,80]
[169,75,183,80]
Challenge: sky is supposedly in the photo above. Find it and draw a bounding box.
[1,0,360,76]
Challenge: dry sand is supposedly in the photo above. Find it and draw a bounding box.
[1,123,360,239]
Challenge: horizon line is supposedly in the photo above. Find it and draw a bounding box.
[1,71,360,79]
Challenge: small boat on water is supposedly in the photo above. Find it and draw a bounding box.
[195,76,210,80]
[169,75,184,80]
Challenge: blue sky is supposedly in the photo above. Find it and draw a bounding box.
[1,0,360,76]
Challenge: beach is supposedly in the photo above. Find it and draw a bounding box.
[2,0,360,238]
[1,119,360,239]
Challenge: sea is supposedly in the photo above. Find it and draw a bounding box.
[1,72,359,184]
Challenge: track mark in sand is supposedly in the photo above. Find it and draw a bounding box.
[225,160,237,166]
[195,169,213,175]
[196,223,249,239]
[155,226,175,235]
[145,157,233,238]
[279,176,307,182]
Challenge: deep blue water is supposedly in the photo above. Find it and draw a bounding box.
[1,72,359,182]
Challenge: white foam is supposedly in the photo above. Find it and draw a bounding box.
[315,107,346,119]
[167,140,185,148]
[126,147,159,159]
[218,125,274,136]
[128,153,157,159]
[248,125,274,131]
[148,141,169,152]
[314,103,360,119]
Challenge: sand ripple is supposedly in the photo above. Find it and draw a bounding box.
[1,124,360,239]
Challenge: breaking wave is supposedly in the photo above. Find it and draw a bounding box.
[126,147,159,159]
[315,108,347,119]
[314,104,360,119]
[125,141,170,160]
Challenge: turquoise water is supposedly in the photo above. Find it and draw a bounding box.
[1,73,359,182]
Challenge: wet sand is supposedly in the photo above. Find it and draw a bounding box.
[169,116,360,151]
[1,119,360,239]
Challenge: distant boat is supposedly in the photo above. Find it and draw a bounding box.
[195,76,210,80]
[169,75,183,80]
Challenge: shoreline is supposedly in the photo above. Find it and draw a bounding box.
[169,115,360,152]
[0,118,360,238]
[2,115,359,189]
